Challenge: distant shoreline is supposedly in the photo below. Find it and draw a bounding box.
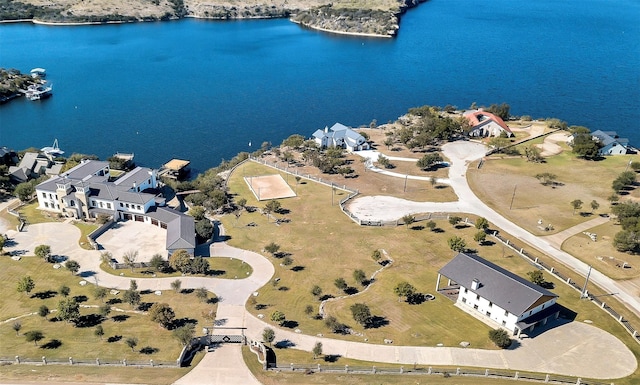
[290,19,392,39]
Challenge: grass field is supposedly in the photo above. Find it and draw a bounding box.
[0,257,217,363]
[468,147,640,235]
[99,256,253,279]
[223,160,640,368]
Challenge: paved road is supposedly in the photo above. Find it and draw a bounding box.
[350,142,640,319]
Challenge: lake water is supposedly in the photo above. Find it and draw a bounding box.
[1,0,638,173]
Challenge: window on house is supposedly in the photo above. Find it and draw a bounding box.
[49,193,53,198]
[504,310,509,316]
[476,294,480,300]
[464,288,468,293]
[462,297,466,303]
[70,201,75,207]
[502,320,506,326]
[107,203,111,209]
[489,302,493,307]
[486,311,491,317]
[137,205,141,210]
[473,304,478,310]
[99,202,103,208]
[126,204,130,208]
[44,202,49,208]
[541,304,545,310]
[91,200,96,207]
[120,203,123,207]
[42,192,46,197]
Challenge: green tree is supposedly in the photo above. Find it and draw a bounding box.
[264,242,280,257]
[304,305,314,317]
[474,231,487,244]
[572,133,600,160]
[416,153,443,170]
[188,206,206,221]
[447,236,467,253]
[475,217,489,230]
[311,285,322,297]
[171,279,182,293]
[16,275,35,294]
[125,337,138,351]
[426,220,436,231]
[264,200,282,216]
[401,214,415,228]
[262,327,275,345]
[64,260,80,275]
[489,329,512,348]
[353,269,367,286]
[630,161,640,172]
[312,341,323,359]
[195,287,209,303]
[12,321,22,336]
[590,200,600,213]
[237,197,247,210]
[123,250,138,272]
[0,234,5,253]
[535,172,558,186]
[123,280,141,308]
[57,298,80,323]
[394,281,416,301]
[324,316,346,334]
[523,145,543,163]
[448,216,462,228]
[25,330,44,346]
[38,305,49,319]
[169,249,192,273]
[570,199,583,215]
[173,325,195,346]
[350,303,372,327]
[148,303,176,328]
[98,304,111,319]
[282,134,305,148]
[371,249,382,262]
[35,244,52,263]
[189,257,209,275]
[149,254,166,272]
[14,182,34,202]
[195,219,214,240]
[376,154,392,169]
[94,325,104,340]
[613,230,640,253]
[270,310,286,326]
[58,285,70,297]
[527,270,545,286]
[334,277,347,291]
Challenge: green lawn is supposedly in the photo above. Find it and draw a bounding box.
[99,257,253,279]
[224,161,640,360]
[0,257,217,363]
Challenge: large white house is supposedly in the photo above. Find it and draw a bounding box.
[437,253,560,337]
[35,159,195,255]
[591,130,629,156]
[312,123,370,152]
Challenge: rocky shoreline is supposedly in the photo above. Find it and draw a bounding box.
[0,0,427,38]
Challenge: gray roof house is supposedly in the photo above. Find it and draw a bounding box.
[437,253,560,336]
[312,123,370,152]
[591,130,629,156]
[8,152,61,183]
[35,159,195,256]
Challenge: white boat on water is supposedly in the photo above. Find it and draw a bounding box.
[30,68,46,78]
[24,83,53,101]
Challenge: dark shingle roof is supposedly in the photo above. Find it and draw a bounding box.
[147,207,195,251]
[439,253,557,316]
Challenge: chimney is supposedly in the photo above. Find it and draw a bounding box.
[471,278,480,291]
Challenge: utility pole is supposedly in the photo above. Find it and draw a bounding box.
[403,175,408,192]
[580,265,592,299]
[509,184,517,210]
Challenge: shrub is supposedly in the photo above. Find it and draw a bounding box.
[488,329,512,348]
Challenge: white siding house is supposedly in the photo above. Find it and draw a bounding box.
[437,253,560,337]
[312,123,370,152]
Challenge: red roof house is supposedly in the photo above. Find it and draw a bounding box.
[463,109,513,138]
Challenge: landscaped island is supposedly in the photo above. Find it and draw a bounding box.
[0,0,426,37]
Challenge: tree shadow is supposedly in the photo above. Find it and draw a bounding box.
[407,293,426,305]
[432,228,445,233]
[180,288,194,294]
[208,270,225,276]
[112,314,130,323]
[323,354,341,363]
[106,298,122,305]
[78,271,96,278]
[40,339,62,349]
[281,320,298,329]
[319,294,334,301]
[107,335,122,343]
[366,316,389,329]
[291,266,305,272]
[410,225,424,231]
[274,339,296,349]
[255,304,268,310]
[74,314,103,328]
[140,346,159,355]
[344,287,359,295]
[140,289,153,295]
[31,290,57,299]
[278,286,289,291]
[171,317,197,329]
[138,302,154,311]
[206,297,219,304]
[73,295,88,303]
[482,240,496,246]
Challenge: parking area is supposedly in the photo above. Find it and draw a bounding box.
[95,220,167,261]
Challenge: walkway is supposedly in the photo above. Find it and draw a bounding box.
[541,215,610,249]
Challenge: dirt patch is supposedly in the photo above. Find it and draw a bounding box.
[536,132,571,157]
[244,174,295,201]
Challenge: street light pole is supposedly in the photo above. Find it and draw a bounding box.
[580,265,592,299]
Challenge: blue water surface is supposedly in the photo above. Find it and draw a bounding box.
[0,0,638,172]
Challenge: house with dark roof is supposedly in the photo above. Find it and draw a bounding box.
[35,159,195,255]
[591,130,629,156]
[8,151,63,183]
[312,123,370,152]
[437,253,560,337]
[463,109,513,138]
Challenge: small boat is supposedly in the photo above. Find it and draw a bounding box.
[24,83,52,101]
[30,68,46,78]
[41,139,65,157]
